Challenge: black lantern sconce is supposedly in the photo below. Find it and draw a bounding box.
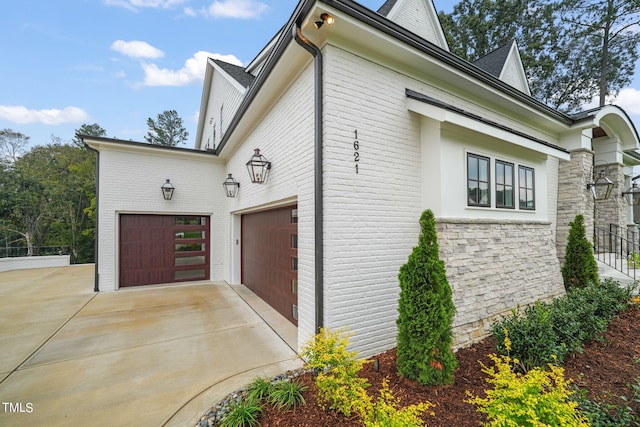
[314,13,335,29]
[587,169,614,200]
[161,179,175,200]
[222,173,240,198]
[621,174,640,206]
[246,149,271,184]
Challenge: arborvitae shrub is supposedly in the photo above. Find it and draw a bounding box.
[562,214,599,290]
[396,209,457,385]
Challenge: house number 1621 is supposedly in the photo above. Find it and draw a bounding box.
[354,130,360,174]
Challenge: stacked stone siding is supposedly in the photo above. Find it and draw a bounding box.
[437,218,566,348]
[556,150,594,265]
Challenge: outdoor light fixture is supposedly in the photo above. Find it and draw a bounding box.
[314,13,334,29]
[161,179,175,200]
[587,169,614,200]
[246,149,271,184]
[622,174,640,205]
[222,173,240,198]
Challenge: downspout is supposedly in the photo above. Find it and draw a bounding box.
[82,139,100,292]
[293,23,324,333]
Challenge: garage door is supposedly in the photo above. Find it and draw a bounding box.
[242,205,298,326]
[119,215,210,287]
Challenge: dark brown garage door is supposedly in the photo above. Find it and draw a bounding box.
[242,205,298,326]
[119,215,210,287]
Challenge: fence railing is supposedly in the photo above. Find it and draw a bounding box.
[594,225,639,280]
[0,246,71,259]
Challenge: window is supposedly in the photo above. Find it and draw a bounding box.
[519,166,535,210]
[495,160,514,208]
[467,153,490,207]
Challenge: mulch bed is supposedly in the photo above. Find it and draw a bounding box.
[259,305,640,426]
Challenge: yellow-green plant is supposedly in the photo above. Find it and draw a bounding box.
[357,378,434,427]
[301,328,434,423]
[466,332,588,427]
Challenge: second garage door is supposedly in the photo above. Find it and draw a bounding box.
[119,215,210,287]
[242,205,298,326]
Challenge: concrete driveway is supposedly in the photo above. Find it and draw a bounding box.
[0,265,303,426]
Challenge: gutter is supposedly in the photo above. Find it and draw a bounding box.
[81,137,100,293]
[293,24,324,334]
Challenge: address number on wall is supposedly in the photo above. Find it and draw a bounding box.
[354,129,360,174]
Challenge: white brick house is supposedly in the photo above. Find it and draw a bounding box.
[82,0,640,357]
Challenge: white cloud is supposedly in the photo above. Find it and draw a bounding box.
[610,87,640,116]
[141,51,243,86]
[104,0,186,11]
[206,0,268,19]
[183,6,196,17]
[111,40,165,59]
[0,106,90,125]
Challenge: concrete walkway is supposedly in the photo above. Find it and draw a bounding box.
[0,265,303,426]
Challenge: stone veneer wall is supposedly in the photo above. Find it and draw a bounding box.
[437,218,566,348]
[594,163,626,253]
[556,150,594,265]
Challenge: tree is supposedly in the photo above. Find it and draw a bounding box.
[145,110,189,146]
[72,123,106,147]
[562,214,599,289]
[396,210,457,385]
[0,128,29,164]
[439,0,640,112]
[559,0,640,107]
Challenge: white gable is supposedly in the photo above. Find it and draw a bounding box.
[385,0,449,51]
[499,41,531,96]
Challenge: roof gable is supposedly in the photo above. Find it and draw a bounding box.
[378,0,449,51]
[473,40,531,95]
[212,59,255,89]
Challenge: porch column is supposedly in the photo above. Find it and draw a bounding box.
[556,149,594,265]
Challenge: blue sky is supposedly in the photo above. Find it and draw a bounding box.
[1,0,639,151]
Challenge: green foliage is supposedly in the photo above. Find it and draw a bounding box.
[246,376,274,404]
[467,335,588,427]
[562,214,599,290]
[145,109,189,146]
[396,209,457,385]
[628,252,640,267]
[220,398,262,427]
[492,280,634,370]
[268,380,307,411]
[570,386,634,427]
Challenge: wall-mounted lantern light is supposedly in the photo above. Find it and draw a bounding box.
[161,179,175,200]
[246,149,271,184]
[622,174,640,205]
[222,173,240,198]
[314,13,334,29]
[587,169,614,200]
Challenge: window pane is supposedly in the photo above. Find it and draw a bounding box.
[175,269,205,280]
[468,182,479,204]
[505,188,513,206]
[496,164,504,184]
[175,243,205,252]
[479,158,488,180]
[175,217,206,225]
[479,182,489,205]
[291,234,298,249]
[468,156,478,180]
[175,256,206,266]
[176,231,205,239]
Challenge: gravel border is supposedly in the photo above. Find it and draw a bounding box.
[196,368,311,427]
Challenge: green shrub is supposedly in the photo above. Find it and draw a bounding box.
[562,214,599,290]
[492,280,635,369]
[268,379,307,411]
[220,398,262,427]
[396,209,457,385]
[467,335,588,427]
[492,302,567,370]
[570,387,634,427]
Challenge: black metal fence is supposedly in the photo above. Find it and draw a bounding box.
[0,246,71,259]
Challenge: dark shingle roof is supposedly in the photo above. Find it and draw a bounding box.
[472,41,513,78]
[377,0,397,16]
[213,59,255,88]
